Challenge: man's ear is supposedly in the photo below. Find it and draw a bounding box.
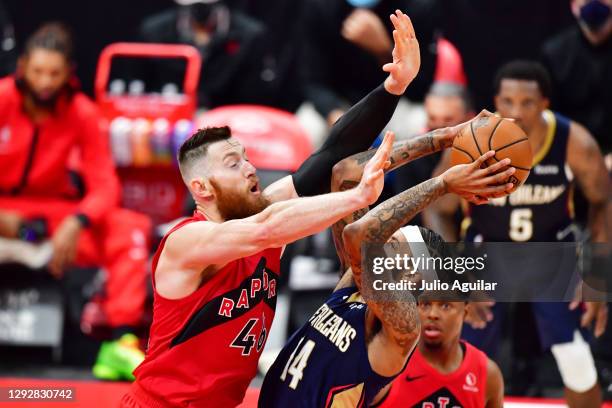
[190,177,214,201]
[541,97,550,111]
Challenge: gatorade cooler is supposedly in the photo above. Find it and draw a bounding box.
[94,43,202,224]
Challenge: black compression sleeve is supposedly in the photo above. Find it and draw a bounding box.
[292,83,401,196]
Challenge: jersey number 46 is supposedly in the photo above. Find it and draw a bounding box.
[230,317,267,356]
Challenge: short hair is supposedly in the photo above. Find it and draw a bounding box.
[177,126,232,181]
[494,60,552,99]
[24,23,74,62]
[426,81,473,113]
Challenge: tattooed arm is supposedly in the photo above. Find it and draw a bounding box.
[330,128,452,272]
[331,127,452,191]
[330,109,498,197]
[342,177,448,373]
[340,154,515,354]
[342,177,447,292]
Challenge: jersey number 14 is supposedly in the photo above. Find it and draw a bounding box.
[280,337,316,389]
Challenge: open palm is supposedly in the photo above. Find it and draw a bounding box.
[383,10,420,95]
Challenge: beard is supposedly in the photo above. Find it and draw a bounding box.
[210,179,270,221]
[423,338,443,349]
[20,78,65,110]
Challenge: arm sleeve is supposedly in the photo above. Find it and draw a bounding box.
[76,101,120,224]
[300,0,345,117]
[292,82,400,196]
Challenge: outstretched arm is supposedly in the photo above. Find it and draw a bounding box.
[330,128,451,271]
[330,110,497,196]
[156,133,394,299]
[265,10,420,202]
[341,153,514,314]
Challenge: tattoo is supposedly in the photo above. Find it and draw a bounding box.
[332,180,369,274]
[351,130,444,170]
[355,149,377,165]
[388,234,401,251]
[363,177,446,244]
[373,301,419,347]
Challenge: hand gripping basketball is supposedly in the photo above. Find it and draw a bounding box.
[449,114,532,192]
[442,151,515,205]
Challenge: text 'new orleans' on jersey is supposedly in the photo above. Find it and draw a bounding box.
[465,110,575,242]
[259,287,403,408]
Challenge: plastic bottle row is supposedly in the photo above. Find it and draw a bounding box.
[109,116,193,167]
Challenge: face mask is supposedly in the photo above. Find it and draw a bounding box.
[580,0,611,32]
[346,0,381,9]
[191,3,216,24]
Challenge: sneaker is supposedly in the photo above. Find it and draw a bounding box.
[92,334,144,381]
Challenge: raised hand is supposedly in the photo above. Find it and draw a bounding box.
[357,131,395,204]
[383,10,420,96]
[441,151,515,204]
[342,9,392,61]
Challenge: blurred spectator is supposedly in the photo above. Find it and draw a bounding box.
[0,23,150,381]
[540,2,612,330]
[541,0,612,154]
[541,2,612,395]
[298,0,440,146]
[441,0,573,111]
[139,0,272,109]
[0,0,16,77]
[233,0,306,112]
[394,81,473,226]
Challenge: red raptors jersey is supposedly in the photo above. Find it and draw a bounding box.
[380,341,488,408]
[130,212,281,407]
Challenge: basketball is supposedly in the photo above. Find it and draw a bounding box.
[449,116,532,192]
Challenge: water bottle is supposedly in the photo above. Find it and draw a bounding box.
[151,118,171,164]
[128,79,145,96]
[109,79,126,95]
[172,119,193,163]
[131,118,153,166]
[109,117,132,166]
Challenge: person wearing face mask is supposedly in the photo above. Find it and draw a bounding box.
[139,0,270,108]
[0,23,151,381]
[541,0,612,155]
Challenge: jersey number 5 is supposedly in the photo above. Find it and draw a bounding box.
[280,337,316,390]
[509,208,533,241]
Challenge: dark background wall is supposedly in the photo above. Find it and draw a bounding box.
[4,0,575,108]
[4,0,172,95]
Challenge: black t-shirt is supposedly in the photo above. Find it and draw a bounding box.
[138,8,271,109]
[541,26,612,153]
[441,0,572,111]
[301,0,439,117]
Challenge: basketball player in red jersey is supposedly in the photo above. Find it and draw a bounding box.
[121,10,422,407]
[377,297,504,408]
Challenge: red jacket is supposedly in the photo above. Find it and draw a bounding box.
[0,77,119,224]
